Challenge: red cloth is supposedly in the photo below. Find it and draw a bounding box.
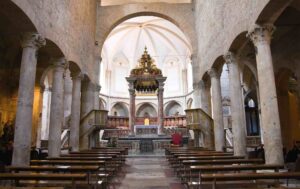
[172,133,182,145]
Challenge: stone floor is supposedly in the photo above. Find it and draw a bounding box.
[113,156,184,189]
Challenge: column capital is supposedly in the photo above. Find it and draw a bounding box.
[51,57,68,70]
[129,89,135,96]
[93,83,101,92]
[193,82,200,90]
[223,52,238,65]
[208,68,221,79]
[71,72,84,81]
[247,24,275,46]
[21,32,46,49]
[199,80,207,90]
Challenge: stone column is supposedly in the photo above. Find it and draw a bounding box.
[12,33,46,166]
[129,88,136,135]
[93,84,101,110]
[193,82,201,108]
[248,25,284,164]
[208,68,225,151]
[157,78,166,135]
[36,86,45,149]
[224,52,247,156]
[48,58,67,157]
[69,72,83,152]
[157,88,164,135]
[63,70,72,128]
[199,80,212,116]
[81,80,94,118]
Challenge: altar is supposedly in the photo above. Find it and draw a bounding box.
[134,125,158,136]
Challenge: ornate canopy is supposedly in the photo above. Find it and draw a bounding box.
[129,47,164,92]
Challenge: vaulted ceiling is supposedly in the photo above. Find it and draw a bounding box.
[101,0,191,6]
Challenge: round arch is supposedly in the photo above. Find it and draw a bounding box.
[97,11,196,55]
[136,103,157,117]
[164,100,183,116]
[111,102,129,117]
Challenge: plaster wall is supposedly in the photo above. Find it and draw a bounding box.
[194,0,270,78]
[11,0,98,83]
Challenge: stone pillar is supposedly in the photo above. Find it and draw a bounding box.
[36,86,45,149]
[157,78,166,135]
[48,58,67,157]
[93,84,101,110]
[63,70,72,128]
[129,88,136,135]
[81,80,94,118]
[224,52,247,156]
[157,88,164,135]
[248,25,284,164]
[69,72,83,152]
[199,80,212,116]
[208,68,225,151]
[193,82,201,108]
[12,33,45,166]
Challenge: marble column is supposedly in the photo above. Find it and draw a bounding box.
[36,86,45,149]
[157,78,166,135]
[48,58,67,157]
[248,25,284,164]
[69,72,83,152]
[157,88,164,135]
[208,68,225,151]
[199,80,212,116]
[63,70,72,128]
[224,52,247,156]
[81,80,94,118]
[129,88,136,135]
[12,33,46,166]
[93,84,101,110]
[193,82,201,108]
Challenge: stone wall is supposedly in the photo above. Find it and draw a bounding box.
[194,0,270,78]
[11,0,98,83]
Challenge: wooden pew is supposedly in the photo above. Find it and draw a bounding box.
[179,159,264,181]
[187,164,284,182]
[0,173,87,189]
[7,165,101,185]
[188,172,300,189]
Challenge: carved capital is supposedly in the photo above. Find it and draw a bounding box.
[21,32,46,49]
[93,83,101,92]
[71,72,84,81]
[247,24,275,46]
[208,68,221,79]
[223,52,238,65]
[51,57,68,71]
[193,82,200,90]
[129,89,135,96]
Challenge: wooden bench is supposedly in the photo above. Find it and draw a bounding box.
[187,164,284,182]
[0,173,87,189]
[7,165,102,185]
[179,159,264,181]
[188,172,300,189]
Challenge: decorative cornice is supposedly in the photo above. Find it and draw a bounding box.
[247,24,275,46]
[21,32,46,49]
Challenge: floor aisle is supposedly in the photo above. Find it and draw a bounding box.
[115,157,185,189]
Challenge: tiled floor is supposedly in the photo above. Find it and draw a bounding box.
[114,157,185,189]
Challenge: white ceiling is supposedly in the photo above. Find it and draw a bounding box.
[102,16,192,69]
[101,0,191,6]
